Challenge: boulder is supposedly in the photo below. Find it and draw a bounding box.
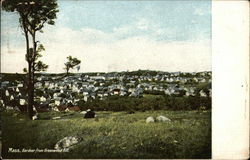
[84,109,95,118]
[80,111,87,115]
[156,115,171,122]
[146,116,155,123]
[54,136,80,150]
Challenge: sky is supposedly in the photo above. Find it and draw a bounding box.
[1,0,211,73]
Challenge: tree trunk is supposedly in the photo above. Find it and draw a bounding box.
[22,17,33,119]
[30,32,37,117]
[66,67,69,76]
[28,61,33,119]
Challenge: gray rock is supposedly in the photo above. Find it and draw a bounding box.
[80,111,87,114]
[54,136,80,150]
[156,115,171,122]
[146,116,155,123]
[52,116,61,120]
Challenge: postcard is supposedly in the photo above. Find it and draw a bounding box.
[1,0,247,159]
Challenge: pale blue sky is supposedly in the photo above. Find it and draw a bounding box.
[1,0,211,73]
[56,0,211,41]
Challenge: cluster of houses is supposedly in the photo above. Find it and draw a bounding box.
[0,71,211,112]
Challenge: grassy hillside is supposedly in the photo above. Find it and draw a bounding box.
[2,110,211,159]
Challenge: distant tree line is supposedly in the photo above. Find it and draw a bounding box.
[78,95,211,112]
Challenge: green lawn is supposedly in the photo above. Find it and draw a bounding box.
[2,110,211,159]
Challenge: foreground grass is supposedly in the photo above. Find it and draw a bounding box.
[2,110,211,159]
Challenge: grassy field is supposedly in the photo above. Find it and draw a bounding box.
[2,110,211,159]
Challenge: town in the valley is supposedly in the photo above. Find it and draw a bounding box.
[0,70,211,112]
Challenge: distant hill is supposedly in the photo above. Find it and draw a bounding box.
[1,70,211,82]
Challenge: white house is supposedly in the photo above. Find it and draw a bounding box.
[55,98,62,106]
[20,99,27,105]
[72,85,79,92]
[164,89,171,95]
[120,91,127,96]
[185,91,191,96]
[83,91,89,96]
[193,77,198,82]
[199,90,207,97]
[128,88,135,93]
[0,100,5,107]
[209,89,212,97]
[5,90,9,96]
[90,76,106,81]
[53,92,60,98]
[65,108,70,112]
[58,85,63,90]
[35,82,43,88]
[16,87,20,92]
[84,96,88,102]
[40,96,46,102]
[55,100,60,106]
[48,83,55,89]
[67,99,73,104]
[200,79,206,83]
[114,90,119,95]
[52,107,59,112]
[10,95,14,100]
[17,84,23,87]
[45,81,50,87]
[180,78,187,83]
[97,93,104,98]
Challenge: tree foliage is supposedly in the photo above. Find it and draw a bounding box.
[78,95,211,112]
[23,44,48,73]
[64,56,81,75]
[2,0,58,33]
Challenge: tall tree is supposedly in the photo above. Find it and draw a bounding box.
[2,0,58,119]
[64,56,81,75]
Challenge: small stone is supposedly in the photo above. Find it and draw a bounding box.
[52,116,61,120]
[156,115,171,122]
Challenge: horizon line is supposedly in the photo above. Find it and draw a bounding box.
[0,69,212,75]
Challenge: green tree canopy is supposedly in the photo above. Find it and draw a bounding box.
[64,56,81,75]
